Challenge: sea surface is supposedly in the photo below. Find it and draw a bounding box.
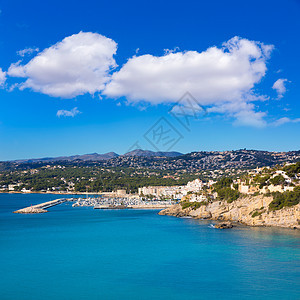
[1,193,300,300]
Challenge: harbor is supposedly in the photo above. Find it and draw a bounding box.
[12,196,174,213]
[72,196,175,209]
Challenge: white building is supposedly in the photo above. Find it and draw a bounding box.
[116,189,127,196]
[8,184,21,191]
[189,194,208,202]
[138,179,205,200]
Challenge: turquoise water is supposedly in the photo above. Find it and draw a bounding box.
[1,193,300,300]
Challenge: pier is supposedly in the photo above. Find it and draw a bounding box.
[13,198,71,214]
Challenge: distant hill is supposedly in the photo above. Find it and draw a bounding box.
[123,149,183,158]
[101,149,300,171]
[13,152,120,163]
[10,149,183,163]
[2,150,300,171]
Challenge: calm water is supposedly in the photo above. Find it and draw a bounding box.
[0,193,300,300]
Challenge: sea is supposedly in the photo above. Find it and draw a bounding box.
[0,193,299,300]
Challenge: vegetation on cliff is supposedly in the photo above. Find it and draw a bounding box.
[213,177,240,203]
[180,200,207,210]
[252,174,271,188]
[269,175,286,186]
[283,161,300,178]
[269,186,300,210]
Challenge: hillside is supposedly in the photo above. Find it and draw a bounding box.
[101,149,300,171]
[1,149,300,172]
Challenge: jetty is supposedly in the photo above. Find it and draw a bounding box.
[13,198,71,214]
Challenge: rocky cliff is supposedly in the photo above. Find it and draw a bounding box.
[159,196,300,229]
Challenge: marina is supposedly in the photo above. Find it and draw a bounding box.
[12,196,175,213]
[73,196,175,209]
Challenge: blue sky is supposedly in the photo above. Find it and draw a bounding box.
[0,0,299,160]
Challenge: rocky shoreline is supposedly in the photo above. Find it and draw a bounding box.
[159,195,300,230]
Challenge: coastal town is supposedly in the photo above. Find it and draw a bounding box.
[11,161,300,230]
[1,148,300,228]
[68,178,213,210]
[1,158,299,203]
[1,149,300,195]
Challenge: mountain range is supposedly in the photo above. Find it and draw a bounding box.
[11,149,183,163]
[3,149,300,172]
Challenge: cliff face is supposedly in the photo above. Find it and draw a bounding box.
[159,196,300,229]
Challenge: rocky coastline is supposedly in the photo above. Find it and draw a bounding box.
[158,195,300,229]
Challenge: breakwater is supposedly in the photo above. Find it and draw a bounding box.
[13,198,72,214]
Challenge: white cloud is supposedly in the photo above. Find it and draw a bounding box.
[234,110,267,128]
[104,36,274,127]
[208,101,267,127]
[6,34,291,128]
[8,60,25,77]
[56,107,81,117]
[8,32,117,98]
[7,83,19,92]
[17,47,39,57]
[272,78,288,99]
[163,47,180,55]
[0,68,6,86]
[271,117,300,127]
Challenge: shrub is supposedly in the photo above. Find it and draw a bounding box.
[250,209,265,218]
[253,175,270,188]
[251,211,261,218]
[214,177,233,190]
[270,175,285,186]
[180,201,207,210]
[269,186,300,210]
[181,201,193,209]
[283,162,300,178]
[217,187,240,203]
